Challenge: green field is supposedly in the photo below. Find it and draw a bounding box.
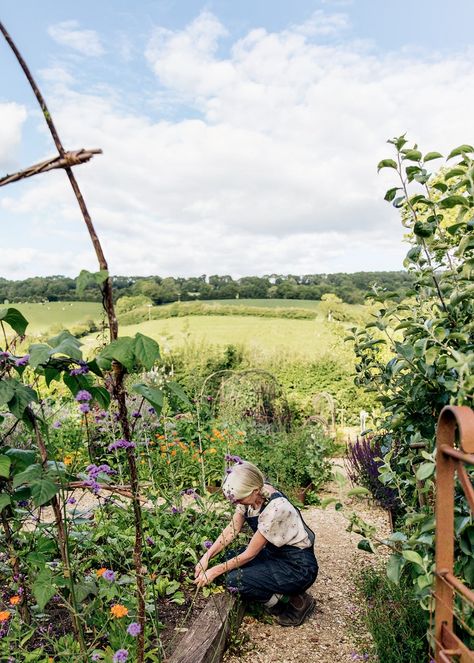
[3,301,103,336]
[192,298,324,310]
[114,315,349,360]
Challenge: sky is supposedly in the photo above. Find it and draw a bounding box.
[1,0,474,280]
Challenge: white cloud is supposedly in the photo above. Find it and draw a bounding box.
[0,102,27,171]
[293,10,350,37]
[1,11,474,279]
[48,21,105,57]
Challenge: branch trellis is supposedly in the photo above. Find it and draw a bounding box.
[0,22,146,661]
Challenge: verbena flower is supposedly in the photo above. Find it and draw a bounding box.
[108,439,135,451]
[52,421,62,429]
[15,355,30,366]
[131,411,142,418]
[70,361,89,376]
[76,390,92,402]
[113,650,129,663]
[79,403,90,414]
[103,570,116,582]
[203,540,213,549]
[127,622,141,637]
[67,497,76,505]
[146,536,155,546]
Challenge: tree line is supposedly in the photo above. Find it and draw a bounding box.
[0,271,414,305]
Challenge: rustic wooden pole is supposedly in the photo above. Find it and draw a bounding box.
[0,21,117,341]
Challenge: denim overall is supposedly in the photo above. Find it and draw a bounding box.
[225,491,318,603]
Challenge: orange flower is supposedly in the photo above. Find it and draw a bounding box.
[171,450,177,456]
[9,596,20,606]
[63,455,73,466]
[110,604,128,618]
[96,568,107,577]
[0,611,11,622]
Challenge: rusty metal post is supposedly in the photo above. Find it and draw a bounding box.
[434,405,474,662]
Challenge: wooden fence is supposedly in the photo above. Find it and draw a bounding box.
[434,405,474,662]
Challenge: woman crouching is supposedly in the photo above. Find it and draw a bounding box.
[194,460,318,626]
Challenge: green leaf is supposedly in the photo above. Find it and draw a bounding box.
[413,221,434,238]
[0,454,12,478]
[13,463,42,489]
[402,149,422,162]
[377,159,397,172]
[416,462,435,481]
[423,151,443,162]
[132,383,164,413]
[0,379,16,405]
[76,269,108,295]
[6,448,37,473]
[320,497,338,509]
[9,384,38,420]
[166,381,190,406]
[49,331,83,361]
[402,550,424,567]
[0,307,28,335]
[439,195,469,209]
[133,333,160,370]
[386,554,405,584]
[384,187,400,202]
[347,487,371,497]
[447,144,474,159]
[32,568,56,610]
[0,493,11,512]
[89,386,110,410]
[74,578,98,602]
[28,344,52,369]
[100,337,136,372]
[357,539,375,553]
[444,167,465,180]
[30,479,59,506]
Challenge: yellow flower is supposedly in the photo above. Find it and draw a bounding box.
[63,455,73,466]
[9,595,20,606]
[0,611,11,622]
[208,448,217,454]
[110,604,129,618]
[96,567,107,577]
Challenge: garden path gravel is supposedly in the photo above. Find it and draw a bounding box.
[223,460,391,663]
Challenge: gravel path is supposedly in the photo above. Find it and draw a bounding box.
[223,461,391,663]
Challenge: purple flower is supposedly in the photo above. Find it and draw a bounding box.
[131,411,142,419]
[17,500,29,507]
[146,536,155,546]
[79,403,90,414]
[227,586,239,594]
[180,488,197,496]
[70,361,89,376]
[67,497,76,505]
[203,540,213,550]
[171,506,183,514]
[113,650,129,663]
[108,439,135,451]
[52,421,62,429]
[0,351,10,358]
[147,407,156,414]
[76,390,92,402]
[103,569,116,582]
[127,622,141,637]
[225,468,232,474]
[91,654,103,662]
[15,354,30,366]
[84,479,100,494]
[86,464,116,480]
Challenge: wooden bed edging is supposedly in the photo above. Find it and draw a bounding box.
[167,593,245,663]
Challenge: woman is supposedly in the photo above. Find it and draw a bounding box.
[194,460,318,626]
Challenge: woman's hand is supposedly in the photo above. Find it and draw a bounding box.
[194,565,220,588]
[194,555,209,579]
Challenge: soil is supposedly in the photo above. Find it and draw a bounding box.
[158,589,208,656]
[223,459,391,663]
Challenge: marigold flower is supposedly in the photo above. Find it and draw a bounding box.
[110,604,129,618]
[9,595,20,605]
[171,450,177,456]
[63,455,73,466]
[96,567,107,577]
[0,610,11,621]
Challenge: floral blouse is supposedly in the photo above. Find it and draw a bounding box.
[236,495,311,549]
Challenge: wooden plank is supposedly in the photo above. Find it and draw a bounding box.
[167,593,244,663]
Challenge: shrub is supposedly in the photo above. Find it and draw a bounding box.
[354,566,429,663]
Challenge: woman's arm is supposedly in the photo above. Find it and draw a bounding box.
[194,530,267,588]
[194,509,245,578]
